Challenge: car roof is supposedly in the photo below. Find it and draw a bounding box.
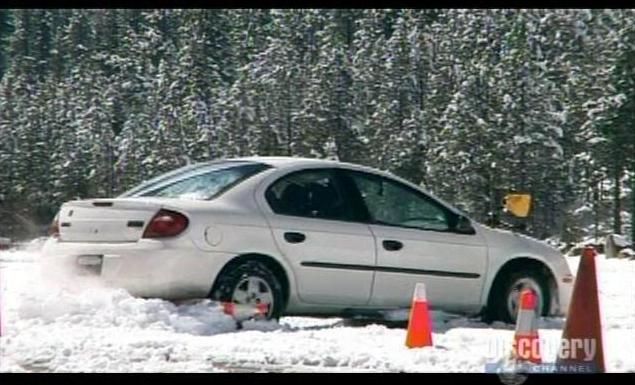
[231,156,398,175]
[192,155,383,173]
[234,156,341,168]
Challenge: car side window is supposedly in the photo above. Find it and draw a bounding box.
[265,169,357,221]
[348,171,451,231]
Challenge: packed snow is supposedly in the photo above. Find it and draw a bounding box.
[0,245,633,372]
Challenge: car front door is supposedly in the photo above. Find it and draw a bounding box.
[343,170,488,313]
[259,167,376,306]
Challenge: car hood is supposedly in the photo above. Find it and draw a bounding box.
[475,223,567,266]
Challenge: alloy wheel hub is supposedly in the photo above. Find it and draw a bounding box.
[231,276,274,317]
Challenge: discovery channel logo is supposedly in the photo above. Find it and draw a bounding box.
[485,337,601,384]
[485,362,599,374]
[486,362,599,385]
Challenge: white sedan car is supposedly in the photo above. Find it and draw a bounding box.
[42,157,574,323]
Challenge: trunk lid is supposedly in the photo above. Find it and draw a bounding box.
[58,198,165,242]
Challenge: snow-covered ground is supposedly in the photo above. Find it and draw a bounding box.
[0,246,633,372]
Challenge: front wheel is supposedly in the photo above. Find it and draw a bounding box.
[210,260,284,320]
[488,270,550,324]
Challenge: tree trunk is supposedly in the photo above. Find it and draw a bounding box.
[612,163,622,234]
[593,182,600,243]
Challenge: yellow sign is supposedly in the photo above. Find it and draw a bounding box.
[503,194,532,218]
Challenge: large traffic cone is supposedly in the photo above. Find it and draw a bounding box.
[405,282,433,348]
[511,288,542,364]
[222,302,268,321]
[555,245,605,372]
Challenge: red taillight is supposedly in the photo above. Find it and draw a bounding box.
[142,209,189,239]
[49,215,60,238]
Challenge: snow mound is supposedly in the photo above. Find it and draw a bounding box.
[14,287,237,336]
[0,250,39,263]
[1,255,285,337]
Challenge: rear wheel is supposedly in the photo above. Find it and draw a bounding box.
[211,260,284,320]
[487,269,550,324]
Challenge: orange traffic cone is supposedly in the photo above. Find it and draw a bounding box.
[555,245,605,372]
[511,288,542,364]
[405,282,433,348]
[222,302,268,321]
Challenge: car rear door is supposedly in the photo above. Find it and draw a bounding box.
[258,167,377,306]
[342,170,488,313]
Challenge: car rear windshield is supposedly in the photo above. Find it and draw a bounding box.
[120,161,271,200]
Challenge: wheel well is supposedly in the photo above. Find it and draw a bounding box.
[486,257,557,314]
[210,253,290,308]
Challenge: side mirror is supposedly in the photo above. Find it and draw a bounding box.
[454,215,476,235]
[503,193,532,218]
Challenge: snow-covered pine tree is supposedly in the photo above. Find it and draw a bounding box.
[0,9,633,243]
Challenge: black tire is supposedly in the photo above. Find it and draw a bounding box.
[210,260,284,320]
[486,268,551,324]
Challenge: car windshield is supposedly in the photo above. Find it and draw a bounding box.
[120,161,271,200]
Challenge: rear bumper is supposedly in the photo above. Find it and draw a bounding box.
[40,237,234,299]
